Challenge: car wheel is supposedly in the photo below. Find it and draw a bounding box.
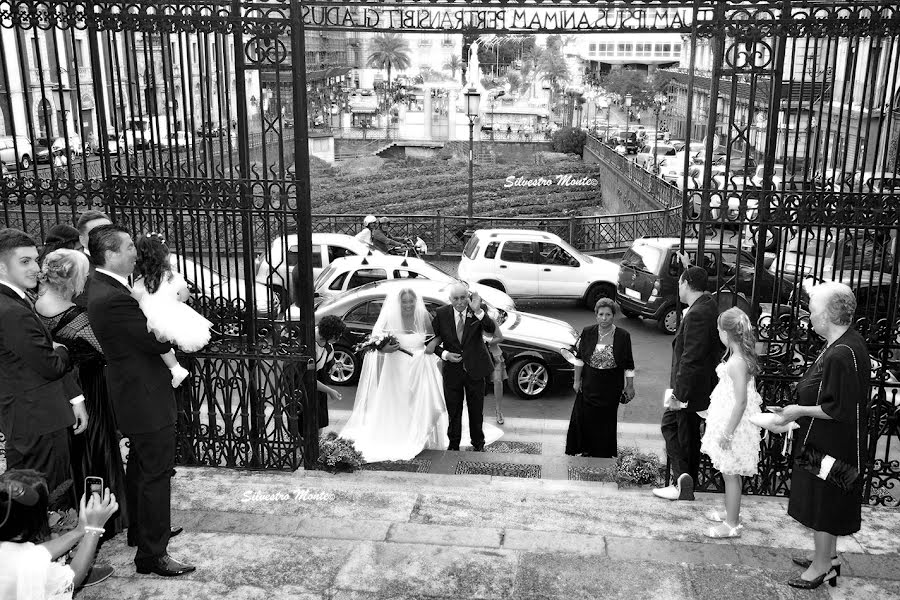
[19,155,31,170]
[327,345,359,386]
[479,280,505,292]
[510,358,550,399]
[658,306,679,335]
[622,308,641,319]
[584,283,614,310]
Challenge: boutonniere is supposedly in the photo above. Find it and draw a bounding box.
[466,310,475,319]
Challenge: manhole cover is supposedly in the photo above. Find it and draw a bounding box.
[363,459,431,473]
[567,466,615,482]
[485,441,542,455]
[455,461,541,479]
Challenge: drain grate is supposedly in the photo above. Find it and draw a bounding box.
[484,440,542,455]
[363,459,432,473]
[567,466,616,482]
[455,461,541,479]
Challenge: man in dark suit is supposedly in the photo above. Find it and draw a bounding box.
[0,228,87,497]
[73,210,112,308]
[428,283,496,451]
[86,224,195,577]
[653,266,722,501]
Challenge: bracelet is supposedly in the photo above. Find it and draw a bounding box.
[84,526,105,536]
[722,432,734,441]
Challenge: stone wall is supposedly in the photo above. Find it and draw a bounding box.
[582,138,677,214]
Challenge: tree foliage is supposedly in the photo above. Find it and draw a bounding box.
[367,34,412,86]
[598,69,671,108]
[551,127,588,155]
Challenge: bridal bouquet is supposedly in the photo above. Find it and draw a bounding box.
[354,333,412,356]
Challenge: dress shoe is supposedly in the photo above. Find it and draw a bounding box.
[128,526,184,547]
[651,484,680,500]
[135,554,196,577]
[77,563,114,589]
[792,555,841,576]
[448,444,460,451]
[787,568,837,589]
[473,444,485,452]
[677,474,695,501]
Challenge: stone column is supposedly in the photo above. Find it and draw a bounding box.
[424,90,433,140]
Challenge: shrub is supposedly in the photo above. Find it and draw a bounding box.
[551,127,588,155]
[615,446,664,487]
[317,432,364,473]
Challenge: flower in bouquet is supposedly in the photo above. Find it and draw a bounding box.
[353,332,412,356]
[318,432,364,473]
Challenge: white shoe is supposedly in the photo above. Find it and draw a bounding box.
[170,365,190,388]
[652,485,680,500]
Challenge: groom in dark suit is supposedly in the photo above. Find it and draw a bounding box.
[86,224,194,577]
[429,283,496,451]
[653,265,722,501]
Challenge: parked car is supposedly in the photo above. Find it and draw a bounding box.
[1,161,12,181]
[611,130,639,154]
[658,154,703,186]
[35,136,83,163]
[159,130,194,150]
[255,232,382,308]
[750,163,785,188]
[175,254,280,327]
[635,143,676,170]
[710,154,757,177]
[314,254,516,311]
[458,229,620,309]
[0,135,34,169]
[309,279,578,399]
[855,171,900,193]
[617,237,796,334]
[98,132,134,155]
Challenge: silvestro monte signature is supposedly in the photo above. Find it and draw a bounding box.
[503,174,599,188]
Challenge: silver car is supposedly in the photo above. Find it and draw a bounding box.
[0,136,33,170]
[309,279,577,399]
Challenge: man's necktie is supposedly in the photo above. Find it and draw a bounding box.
[456,311,465,342]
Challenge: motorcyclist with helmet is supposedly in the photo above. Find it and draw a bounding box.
[355,215,378,246]
[370,216,405,253]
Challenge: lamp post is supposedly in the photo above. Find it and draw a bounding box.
[624,94,632,134]
[652,92,668,172]
[464,86,481,239]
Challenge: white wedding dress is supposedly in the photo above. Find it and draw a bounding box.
[340,291,502,463]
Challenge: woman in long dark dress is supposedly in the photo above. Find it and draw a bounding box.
[313,316,347,429]
[775,282,869,590]
[566,298,635,458]
[34,249,128,539]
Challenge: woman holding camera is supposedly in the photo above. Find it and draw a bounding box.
[566,298,636,458]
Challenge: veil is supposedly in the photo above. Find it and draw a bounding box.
[372,288,434,337]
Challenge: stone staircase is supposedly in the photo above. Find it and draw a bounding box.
[77,462,900,600]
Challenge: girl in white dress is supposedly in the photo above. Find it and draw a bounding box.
[341,287,502,463]
[133,233,211,387]
[700,307,762,538]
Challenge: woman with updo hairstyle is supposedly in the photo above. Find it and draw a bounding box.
[774,281,870,589]
[34,249,128,540]
[312,315,347,430]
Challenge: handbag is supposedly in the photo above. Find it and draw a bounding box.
[796,344,862,493]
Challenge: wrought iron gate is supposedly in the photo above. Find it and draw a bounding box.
[1,1,898,496]
[0,0,319,469]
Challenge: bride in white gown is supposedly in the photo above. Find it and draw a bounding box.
[341,287,502,463]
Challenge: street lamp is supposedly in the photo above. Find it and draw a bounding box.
[464,86,481,239]
[652,92,668,172]
[624,94,632,134]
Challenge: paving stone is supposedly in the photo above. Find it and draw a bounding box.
[297,517,392,542]
[334,541,517,599]
[501,529,607,555]
[605,536,742,566]
[826,576,900,600]
[682,563,830,600]
[387,522,503,548]
[841,552,900,581]
[78,580,323,600]
[170,510,303,536]
[511,553,692,600]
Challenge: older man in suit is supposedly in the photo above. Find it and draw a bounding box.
[0,228,87,497]
[73,210,112,308]
[653,265,722,501]
[86,224,194,577]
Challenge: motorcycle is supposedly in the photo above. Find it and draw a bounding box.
[387,236,428,259]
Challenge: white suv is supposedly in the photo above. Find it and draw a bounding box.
[458,229,620,309]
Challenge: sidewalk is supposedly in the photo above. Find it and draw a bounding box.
[79,466,900,600]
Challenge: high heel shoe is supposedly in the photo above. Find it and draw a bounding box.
[787,568,838,589]
[495,410,504,425]
[791,555,841,576]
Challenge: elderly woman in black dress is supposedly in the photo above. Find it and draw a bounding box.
[774,282,870,590]
[566,298,635,458]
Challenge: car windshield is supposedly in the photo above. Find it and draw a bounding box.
[315,264,337,288]
[621,244,663,274]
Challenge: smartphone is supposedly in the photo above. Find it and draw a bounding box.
[85,476,103,499]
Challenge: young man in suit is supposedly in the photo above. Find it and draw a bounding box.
[0,228,87,496]
[653,265,722,501]
[428,283,496,451]
[86,224,194,577]
[73,210,112,308]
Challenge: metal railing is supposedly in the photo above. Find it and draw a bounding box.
[583,134,681,210]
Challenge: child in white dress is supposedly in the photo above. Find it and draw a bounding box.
[700,307,762,538]
[133,233,212,387]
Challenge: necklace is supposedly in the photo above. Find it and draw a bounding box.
[598,326,615,341]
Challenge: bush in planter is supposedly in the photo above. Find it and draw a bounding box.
[616,446,664,487]
[317,432,364,473]
[551,127,588,155]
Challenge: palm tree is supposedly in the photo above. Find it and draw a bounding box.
[367,33,412,87]
[443,55,463,82]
